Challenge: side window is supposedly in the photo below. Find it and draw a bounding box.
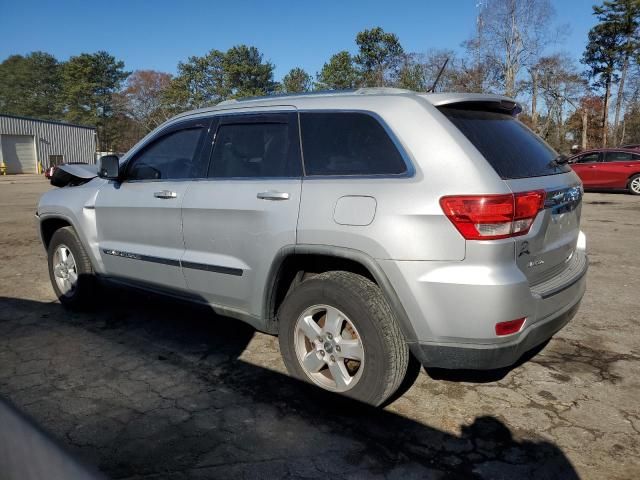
[576,153,600,164]
[209,116,300,178]
[300,112,407,176]
[127,126,205,181]
[605,151,633,162]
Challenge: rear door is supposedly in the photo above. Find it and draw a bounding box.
[570,152,602,187]
[600,151,640,188]
[180,111,302,317]
[95,118,210,290]
[440,106,582,285]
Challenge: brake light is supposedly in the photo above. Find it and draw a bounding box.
[495,318,526,336]
[440,191,545,240]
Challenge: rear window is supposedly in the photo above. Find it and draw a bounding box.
[300,112,407,176]
[605,151,640,162]
[440,107,571,179]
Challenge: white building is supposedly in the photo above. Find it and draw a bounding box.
[0,114,96,174]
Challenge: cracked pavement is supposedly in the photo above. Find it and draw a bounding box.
[0,175,638,479]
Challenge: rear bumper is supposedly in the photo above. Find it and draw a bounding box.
[378,247,587,370]
[411,299,581,369]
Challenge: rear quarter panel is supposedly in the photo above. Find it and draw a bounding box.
[296,95,510,261]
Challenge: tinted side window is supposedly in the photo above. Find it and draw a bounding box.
[209,119,300,178]
[440,107,571,179]
[576,153,600,164]
[300,112,407,176]
[605,151,633,162]
[127,127,204,180]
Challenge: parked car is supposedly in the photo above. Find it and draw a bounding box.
[621,144,640,151]
[36,89,588,405]
[568,148,640,195]
[44,165,56,179]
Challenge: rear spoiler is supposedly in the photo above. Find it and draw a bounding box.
[420,93,522,116]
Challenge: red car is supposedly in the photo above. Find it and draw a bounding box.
[569,148,640,195]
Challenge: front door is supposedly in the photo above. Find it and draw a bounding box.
[95,118,210,291]
[571,152,602,187]
[181,111,302,317]
[600,151,640,188]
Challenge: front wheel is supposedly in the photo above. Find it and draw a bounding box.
[278,271,409,406]
[628,174,640,195]
[47,226,96,309]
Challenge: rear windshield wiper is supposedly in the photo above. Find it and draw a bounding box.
[548,154,569,168]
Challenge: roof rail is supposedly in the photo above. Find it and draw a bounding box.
[216,90,355,105]
[352,87,414,95]
[215,87,415,106]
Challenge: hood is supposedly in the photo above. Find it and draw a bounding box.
[51,163,99,187]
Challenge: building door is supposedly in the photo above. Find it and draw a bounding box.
[1,135,37,174]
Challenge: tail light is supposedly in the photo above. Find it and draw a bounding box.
[440,191,545,240]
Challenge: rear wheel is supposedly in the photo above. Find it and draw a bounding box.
[629,174,640,195]
[47,226,96,309]
[278,271,409,406]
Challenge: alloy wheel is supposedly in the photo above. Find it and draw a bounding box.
[293,304,365,392]
[52,244,78,297]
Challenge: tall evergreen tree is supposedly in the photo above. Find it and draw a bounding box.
[223,45,277,99]
[282,67,312,93]
[0,52,62,119]
[164,49,227,111]
[354,27,404,87]
[582,21,623,146]
[164,45,277,110]
[59,51,129,149]
[592,0,640,144]
[315,51,360,90]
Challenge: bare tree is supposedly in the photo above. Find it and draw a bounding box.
[396,50,490,93]
[475,0,560,97]
[526,54,587,150]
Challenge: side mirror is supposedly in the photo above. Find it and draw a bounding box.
[98,155,119,179]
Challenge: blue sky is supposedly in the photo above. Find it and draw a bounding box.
[1,0,598,81]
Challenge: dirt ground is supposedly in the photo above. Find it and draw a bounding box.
[0,174,638,480]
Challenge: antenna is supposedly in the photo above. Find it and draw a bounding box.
[427,57,449,93]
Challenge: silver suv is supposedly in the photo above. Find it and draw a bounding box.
[37,88,588,405]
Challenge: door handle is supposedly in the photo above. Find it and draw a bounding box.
[588,166,597,168]
[154,190,177,199]
[257,191,290,201]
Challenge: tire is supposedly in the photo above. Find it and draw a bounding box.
[47,226,96,309]
[628,174,640,195]
[278,271,409,406]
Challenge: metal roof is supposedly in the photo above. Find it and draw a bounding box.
[0,113,96,130]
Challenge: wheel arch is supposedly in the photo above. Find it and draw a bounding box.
[38,213,102,274]
[39,216,73,250]
[263,245,418,343]
[627,172,640,188]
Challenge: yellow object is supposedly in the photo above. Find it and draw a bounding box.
[0,162,6,175]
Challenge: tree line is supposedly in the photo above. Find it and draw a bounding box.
[0,0,639,153]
